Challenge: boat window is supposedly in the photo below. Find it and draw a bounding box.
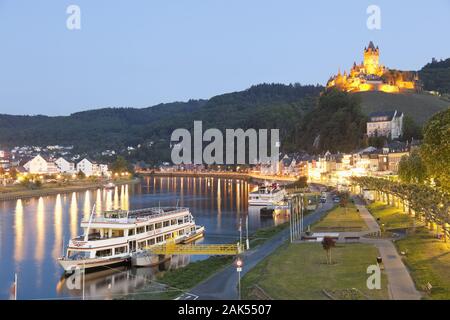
[164,234,171,240]
[146,224,154,232]
[155,222,162,229]
[67,250,90,259]
[179,230,185,236]
[171,219,177,225]
[178,218,184,224]
[128,229,135,236]
[138,241,146,249]
[95,249,112,257]
[148,238,155,246]
[156,236,163,243]
[137,227,145,234]
[163,221,170,227]
[111,229,124,237]
[114,246,127,255]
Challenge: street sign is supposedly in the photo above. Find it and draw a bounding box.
[237,267,242,272]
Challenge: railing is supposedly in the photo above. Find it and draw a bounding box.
[81,207,190,224]
[146,240,242,255]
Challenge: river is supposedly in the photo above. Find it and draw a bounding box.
[0,176,288,300]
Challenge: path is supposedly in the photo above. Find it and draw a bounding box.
[354,202,421,300]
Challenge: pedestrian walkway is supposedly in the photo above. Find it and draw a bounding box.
[355,202,421,300]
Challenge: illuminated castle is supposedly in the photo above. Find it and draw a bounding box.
[327,41,420,93]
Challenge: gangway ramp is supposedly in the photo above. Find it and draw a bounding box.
[146,240,243,255]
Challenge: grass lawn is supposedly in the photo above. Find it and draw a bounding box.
[312,203,368,232]
[125,222,289,299]
[241,242,389,300]
[396,227,450,299]
[367,202,414,230]
[249,222,288,247]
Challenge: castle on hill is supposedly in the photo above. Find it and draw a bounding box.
[326,41,421,93]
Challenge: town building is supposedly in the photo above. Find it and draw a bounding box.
[366,110,404,139]
[55,157,76,174]
[76,158,109,177]
[23,155,58,174]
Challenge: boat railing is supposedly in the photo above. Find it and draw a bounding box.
[81,207,190,224]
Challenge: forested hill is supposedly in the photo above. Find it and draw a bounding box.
[0,83,323,160]
[419,58,450,94]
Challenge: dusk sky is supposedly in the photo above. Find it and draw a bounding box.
[1,0,449,116]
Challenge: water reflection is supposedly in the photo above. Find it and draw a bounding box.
[70,193,78,239]
[52,195,63,259]
[0,177,289,299]
[35,197,45,262]
[14,199,24,263]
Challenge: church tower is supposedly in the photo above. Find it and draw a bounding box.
[363,41,380,75]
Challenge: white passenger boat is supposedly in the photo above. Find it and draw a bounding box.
[248,184,287,206]
[58,207,204,273]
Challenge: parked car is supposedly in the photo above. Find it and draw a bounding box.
[332,196,340,203]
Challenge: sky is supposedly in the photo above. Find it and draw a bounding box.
[0,0,449,116]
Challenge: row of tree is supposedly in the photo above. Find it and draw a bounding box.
[351,176,450,237]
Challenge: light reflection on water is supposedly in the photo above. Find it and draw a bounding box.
[0,177,287,299]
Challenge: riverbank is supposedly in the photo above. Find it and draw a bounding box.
[0,177,140,201]
[141,171,297,184]
[122,222,290,300]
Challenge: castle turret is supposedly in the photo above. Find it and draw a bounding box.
[363,41,380,75]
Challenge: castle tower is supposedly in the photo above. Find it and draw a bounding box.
[363,41,380,75]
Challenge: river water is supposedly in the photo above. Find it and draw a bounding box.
[0,176,287,300]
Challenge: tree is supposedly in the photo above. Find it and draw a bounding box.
[321,236,336,265]
[339,192,350,213]
[398,149,428,184]
[110,156,133,175]
[401,116,422,141]
[289,176,308,189]
[77,170,86,179]
[420,108,450,192]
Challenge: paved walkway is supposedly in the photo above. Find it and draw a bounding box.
[355,203,421,300]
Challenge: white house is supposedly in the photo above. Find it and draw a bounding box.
[24,155,58,174]
[367,110,404,139]
[55,157,75,174]
[76,158,109,177]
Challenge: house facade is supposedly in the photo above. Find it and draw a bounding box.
[76,158,109,177]
[24,155,58,174]
[55,157,76,174]
[366,110,404,139]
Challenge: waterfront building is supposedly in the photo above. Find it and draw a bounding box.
[76,158,110,177]
[55,157,76,174]
[23,154,58,174]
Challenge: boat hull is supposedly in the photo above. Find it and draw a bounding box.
[58,256,130,274]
